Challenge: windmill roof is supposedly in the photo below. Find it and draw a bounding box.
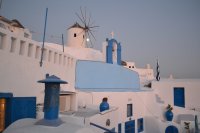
[68,22,84,29]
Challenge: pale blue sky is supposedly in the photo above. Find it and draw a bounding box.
[1,0,200,78]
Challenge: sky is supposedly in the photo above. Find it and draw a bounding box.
[1,0,200,78]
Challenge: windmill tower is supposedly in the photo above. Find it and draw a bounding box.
[67,22,86,48]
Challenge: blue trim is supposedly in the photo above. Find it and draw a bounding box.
[106,38,121,65]
[90,122,116,133]
[0,93,13,98]
[137,118,144,132]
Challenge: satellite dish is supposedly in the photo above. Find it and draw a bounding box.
[75,7,99,48]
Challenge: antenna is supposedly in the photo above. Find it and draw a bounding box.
[62,34,64,52]
[75,7,99,48]
[40,8,48,67]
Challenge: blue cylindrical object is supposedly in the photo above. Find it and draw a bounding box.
[44,84,60,120]
[99,101,109,112]
[38,75,67,121]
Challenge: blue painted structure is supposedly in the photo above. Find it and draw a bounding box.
[125,120,135,133]
[137,118,144,132]
[6,97,36,127]
[38,74,67,121]
[118,123,122,133]
[0,93,13,98]
[165,125,178,133]
[0,93,36,128]
[75,60,140,91]
[106,38,121,65]
[174,87,185,107]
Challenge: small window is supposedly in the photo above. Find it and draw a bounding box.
[59,54,62,64]
[129,66,131,68]
[10,37,16,53]
[19,41,25,55]
[35,46,40,59]
[132,66,134,68]
[48,50,52,62]
[42,48,47,60]
[137,118,144,132]
[74,33,76,37]
[54,52,57,64]
[24,33,30,38]
[0,33,6,50]
[63,56,66,65]
[27,43,33,57]
[127,104,133,117]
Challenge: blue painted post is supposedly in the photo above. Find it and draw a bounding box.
[106,41,113,64]
[38,74,67,121]
[117,43,121,65]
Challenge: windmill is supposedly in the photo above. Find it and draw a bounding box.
[75,7,99,48]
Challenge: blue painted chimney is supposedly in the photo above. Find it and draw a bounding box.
[36,74,67,126]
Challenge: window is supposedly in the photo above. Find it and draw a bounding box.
[10,37,16,53]
[127,104,133,117]
[59,54,62,64]
[35,46,40,59]
[137,118,144,132]
[174,87,185,107]
[19,41,25,55]
[0,33,6,50]
[42,48,47,61]
[74,33,76,37]
[63,56,66,65]
[129,66,131,68]
[118,123,121,133]
[54,52,57,64]
[24,33,30,38]
[27,43,33,57]
[48,50,52,62]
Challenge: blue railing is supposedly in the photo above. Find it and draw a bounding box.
[90,122,116,133]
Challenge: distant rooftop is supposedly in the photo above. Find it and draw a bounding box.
[0,16,24,28]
